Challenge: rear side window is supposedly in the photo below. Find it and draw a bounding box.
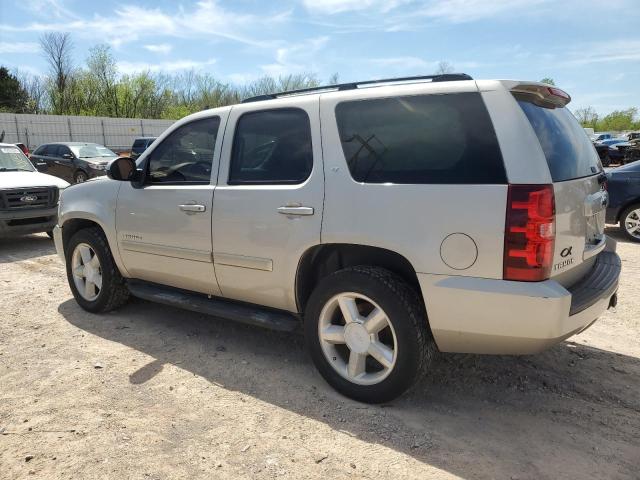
[516,97,602,181]
[229,108,313,185]
[335,92,506,184]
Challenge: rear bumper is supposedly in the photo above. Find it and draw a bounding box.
[0,206,58,236]
[419,245,621,355]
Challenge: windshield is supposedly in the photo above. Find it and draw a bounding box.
[0,146,35,172]
[515,96,602,181]
[70,144,116,158]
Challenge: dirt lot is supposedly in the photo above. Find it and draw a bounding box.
[1,229,638,480]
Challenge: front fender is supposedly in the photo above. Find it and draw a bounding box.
[58,178,129,277]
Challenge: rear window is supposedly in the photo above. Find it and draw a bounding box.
[334,92,506,184]
[132,139,146,150]
[516,97,602,181]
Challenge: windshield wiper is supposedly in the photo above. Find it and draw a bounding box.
[0,167,20,172]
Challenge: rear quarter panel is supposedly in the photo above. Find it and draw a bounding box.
[319,82,508,279]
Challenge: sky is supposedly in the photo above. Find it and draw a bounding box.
[1,0,639,115]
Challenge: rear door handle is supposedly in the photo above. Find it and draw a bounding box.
[277,206,314,216]
[179,204,206,213]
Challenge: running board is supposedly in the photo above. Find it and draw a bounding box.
[127,280,300,332]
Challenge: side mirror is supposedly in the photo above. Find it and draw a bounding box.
[107,157,137,181]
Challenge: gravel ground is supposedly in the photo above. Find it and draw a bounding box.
[0,228,638,480]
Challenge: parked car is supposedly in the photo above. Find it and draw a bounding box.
[52,76,620,403]
[624,132,640,141]
[30,142,117,184]
[606,161,640,242]
[0,143,69,237]
[591,132,613,142]
[130,137,157,160]
[594,138,628,165]
[15,143,29,156]
[610,139,640,165]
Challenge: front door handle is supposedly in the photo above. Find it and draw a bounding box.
[277,206,314,216]
[179,204,206,213]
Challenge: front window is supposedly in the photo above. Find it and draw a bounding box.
[148,117,220,183]
[69,144,117,159]
[0,146,34,172]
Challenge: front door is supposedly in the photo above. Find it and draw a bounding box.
[55,145,75,183]
[115,113,227,296]
[211,96,324,312]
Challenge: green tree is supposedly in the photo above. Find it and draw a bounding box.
[0,67,29,112]
[573,106,599,128]
[596,108,638,132]
[540,77,555,85]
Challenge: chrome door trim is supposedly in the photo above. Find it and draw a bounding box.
[214,252,273,271]
[121,240,212,263]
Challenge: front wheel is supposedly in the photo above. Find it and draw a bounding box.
[74,171,88,183]
[620,204,640,242]
[304,266,436,403]
[65,227,130,312]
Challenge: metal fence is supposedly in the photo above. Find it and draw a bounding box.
[0,113,175,153]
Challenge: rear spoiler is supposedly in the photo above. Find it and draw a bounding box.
[510,84,571,108]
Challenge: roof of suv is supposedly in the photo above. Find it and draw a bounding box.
[242,73,474,103]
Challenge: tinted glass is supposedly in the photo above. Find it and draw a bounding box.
[517,97,602,181]
[132,139,146,151]
[148,117,220,183]
[229,108,313,185]
[32,145,45,156]
[335,92,506,184]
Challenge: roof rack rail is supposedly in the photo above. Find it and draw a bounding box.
[241,73,473,103]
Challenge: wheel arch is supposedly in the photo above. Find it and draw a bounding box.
[616,198,640,223]
[295,243,421,313]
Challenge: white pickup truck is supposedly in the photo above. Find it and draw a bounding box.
[0,143,68,237]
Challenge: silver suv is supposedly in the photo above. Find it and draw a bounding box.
[53,75,621,403]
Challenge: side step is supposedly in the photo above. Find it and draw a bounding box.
[127,280,300,332]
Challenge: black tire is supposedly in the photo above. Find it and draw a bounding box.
[304,266,436,403]
[65,227,130,312]
[619,204,640,243]
[74,170,88,183]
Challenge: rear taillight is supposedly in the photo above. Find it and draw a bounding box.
[504,184,555,282]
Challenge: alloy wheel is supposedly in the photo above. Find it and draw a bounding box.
[318,292,398,386]
[624,208,640,240]
[71,243,102,301]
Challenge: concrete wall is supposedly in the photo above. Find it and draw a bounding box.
[0,113,175,152]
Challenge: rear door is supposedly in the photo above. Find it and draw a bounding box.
[211,96,324,312]
[515,94,607,283]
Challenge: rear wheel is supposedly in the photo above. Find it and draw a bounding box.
[65,227,129,312]
[305,266,436,403]
[620,204,640,242]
